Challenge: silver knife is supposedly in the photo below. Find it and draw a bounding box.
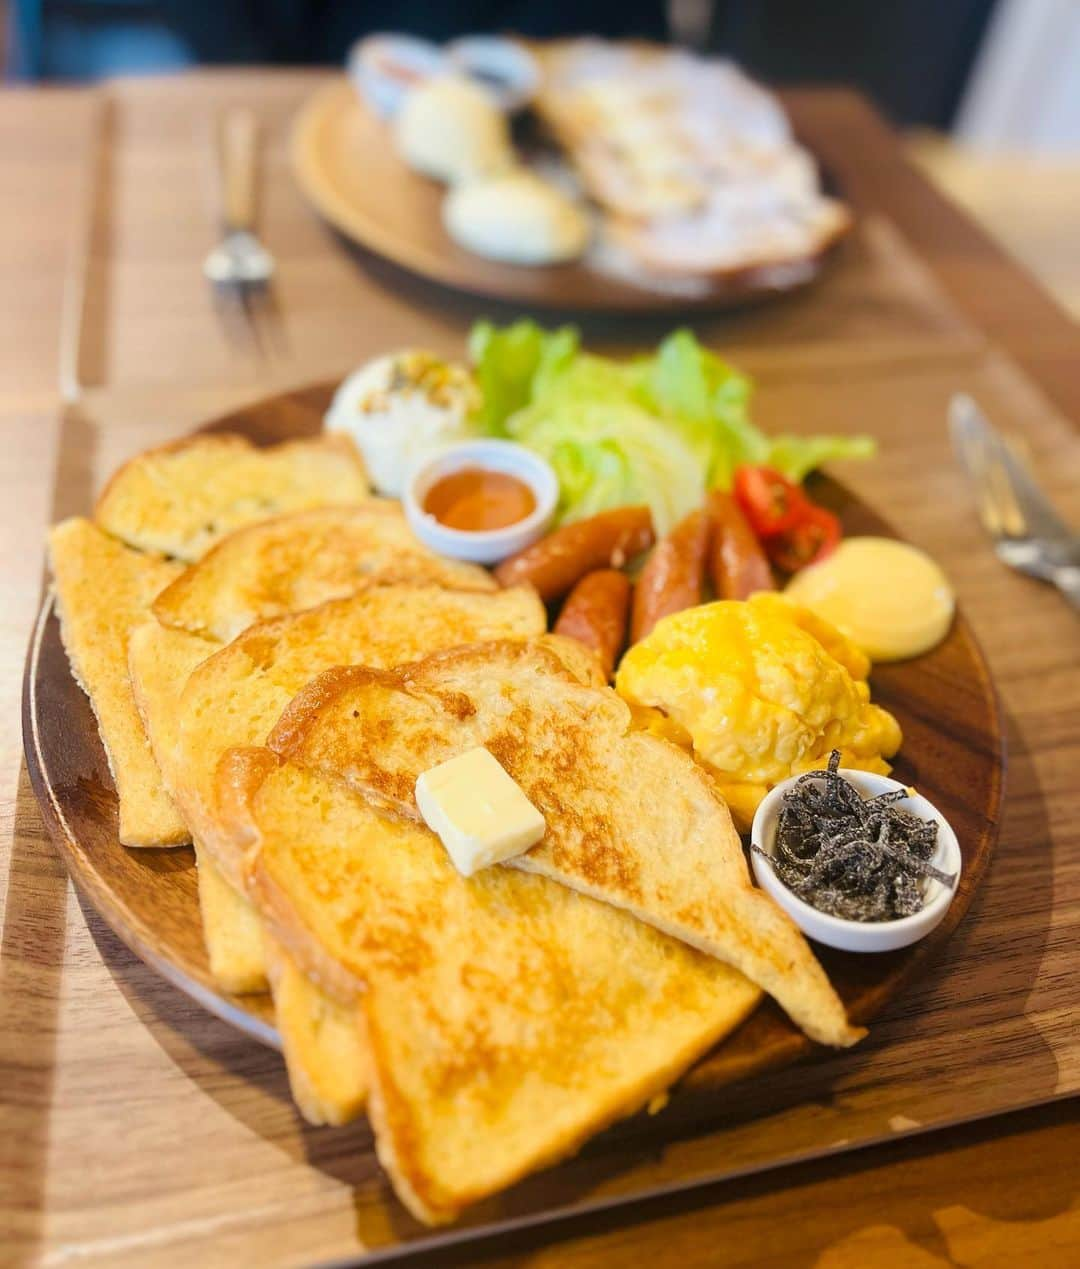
[949,393,1080,611]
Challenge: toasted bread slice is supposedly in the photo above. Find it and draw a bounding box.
[130,587,546,992]
[128,620,219,789]
[605,195,851,281]
[152,503,497,642]
[263,933,368,1126]
[95,432,369,562]
[48,517,188,846]
[215,747,760,1224]
[191,841,268,994]
[268,640,861,1049]
[127,620,269,989]
[170,586,547,891]
[128,616,370,1106]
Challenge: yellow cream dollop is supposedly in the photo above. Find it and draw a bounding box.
[615,594,902,830]
[784,536,954,662]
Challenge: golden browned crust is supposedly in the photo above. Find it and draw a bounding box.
[94,432,253,512]
[263,637,861,1049]
[364,977,760,1225]
[152,503,498,642]
[263,933,369,1125]
[48,517,189,846]
[266,664,402,759]
[216,750,760,1225]
[94,433,370,562]
[170,586,547,891]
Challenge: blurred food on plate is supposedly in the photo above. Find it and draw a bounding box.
[394,74,514,184]
[534,40,850,284]
[347,36,851,283]
[444,169,590,265]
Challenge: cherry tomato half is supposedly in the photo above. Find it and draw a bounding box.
[766,504,842,573]
[733,466,807,538]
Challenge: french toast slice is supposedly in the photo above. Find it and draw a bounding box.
[267,640,862,1048]
[215,746,760,1225]
[190,841,269,994]
[128,615,371,1114]
[48,517,188,846]
[128,619,270,990]
[263,932,368,1127]
[95,432,369,562]
[130,585,545,994]
[169,586,547,891]
[152,503,497,642]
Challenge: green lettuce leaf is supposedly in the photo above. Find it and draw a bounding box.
[468,319,578,434]
[761,433,878,484]
[468,321,875,533]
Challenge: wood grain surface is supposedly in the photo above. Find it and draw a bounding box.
[290,78,839,312]
[1,71,1078,1268]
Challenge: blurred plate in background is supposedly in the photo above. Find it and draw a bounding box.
[290,79,848,314]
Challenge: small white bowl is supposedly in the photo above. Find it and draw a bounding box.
[403,439,558,565]
[348,34,447,118]
[750,769,961,953]
[446,36,539,112]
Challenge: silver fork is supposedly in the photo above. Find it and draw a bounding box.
[949,393,1080,611]
[204,109,276,346]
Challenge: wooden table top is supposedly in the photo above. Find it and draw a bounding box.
[1,71,1078,1268]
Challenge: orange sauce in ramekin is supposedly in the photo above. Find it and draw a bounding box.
[423,467,536,532]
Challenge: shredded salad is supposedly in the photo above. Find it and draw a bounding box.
[469,320,875,535]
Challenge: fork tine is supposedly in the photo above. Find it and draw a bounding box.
[212,282,253,350]
[245,281,288,359]
[237,283,268,358]
[212,280,273,357]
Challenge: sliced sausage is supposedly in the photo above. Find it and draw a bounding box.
[630,509,710,643]
[494,507,654,601]
[707,490,775,600]
[553,569,632,678]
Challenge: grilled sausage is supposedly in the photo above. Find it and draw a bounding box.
[630,509,710,643]
[494,507,654,601]
[553,569,632,678]
[706,490,775,600]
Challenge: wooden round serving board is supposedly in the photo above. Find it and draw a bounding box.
[23,382,1004,1092]
[290,80,840,314]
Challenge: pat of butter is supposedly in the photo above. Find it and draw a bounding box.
[415,746,545,877]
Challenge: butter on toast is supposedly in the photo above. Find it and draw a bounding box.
[267,640,861,1049]
[129,586,545,998]
[48,517,188,846]
[215,746,760,1224]
[152,503,497,642]
[169,586,547,891]
[95,432,369,562]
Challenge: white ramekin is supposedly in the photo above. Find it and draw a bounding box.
[348,34,446,118]
[403,439,558,565]
[750,768,961,953]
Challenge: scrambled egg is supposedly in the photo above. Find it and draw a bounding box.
[615,594,902,830]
